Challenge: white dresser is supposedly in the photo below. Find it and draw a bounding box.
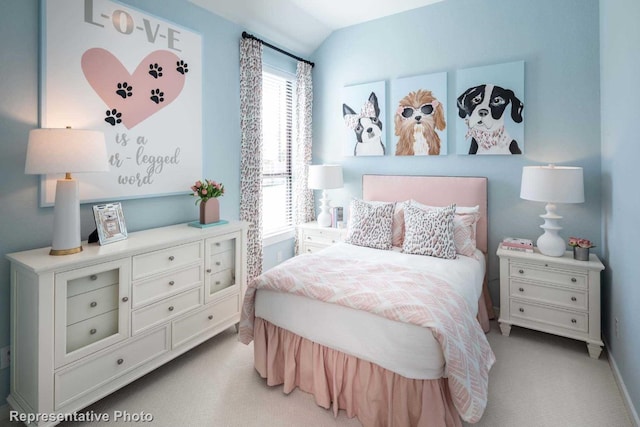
[297,222,347,254]
[497,247,605,358]
[6,221,248,426]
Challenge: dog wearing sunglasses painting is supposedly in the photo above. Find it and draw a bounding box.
[394,89,445,156]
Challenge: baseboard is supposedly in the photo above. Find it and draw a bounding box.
[0,403,9,422]
[607,347,640,427]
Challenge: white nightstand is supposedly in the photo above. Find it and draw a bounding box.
[497,246,605,358]
[297,221,347,254]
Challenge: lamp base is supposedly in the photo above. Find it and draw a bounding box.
[536,203,565,257]
[50,178,82,256]
[316,190,332,227]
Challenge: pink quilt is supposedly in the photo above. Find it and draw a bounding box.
[239,253,495,423]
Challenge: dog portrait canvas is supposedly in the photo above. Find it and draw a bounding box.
[456,61,525,155]
[391,72,447,156]
[341,81,386,156]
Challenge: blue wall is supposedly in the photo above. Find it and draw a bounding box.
[600,0,640,418]
[311,0,602,307]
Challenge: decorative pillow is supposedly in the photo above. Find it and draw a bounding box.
[392,200,410,247]
[402,204,456,259]
[346,199,395,250]
[410,201,481,257]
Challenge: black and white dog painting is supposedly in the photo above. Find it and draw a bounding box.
[457,84,524,155]
[342,92,385,156]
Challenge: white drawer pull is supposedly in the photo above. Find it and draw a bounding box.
[90,328,97,335]
[571,296,577,302]
[208,315,213,320]
[519,307,524,313]
[571,277,577,283]
[90,301,97,307]
[122,296,129,302]
[117,358,124,365]
[168,256,175,261]
[169,281,175,286]
[168,306,174,311]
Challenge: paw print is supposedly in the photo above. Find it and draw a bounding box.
[176,60,189,75]
[116,82,133,99]
[150,89,164,104]
[105,109,122,126]
[148,63,163,79]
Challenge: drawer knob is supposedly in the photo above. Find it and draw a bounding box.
[331,240,336,243]
[571,296,577,302]
[215,242,221,247]
[215,281,221,285]
[519,307,524,313]
[208,315,214,320]
[168,306,174,311]
[571,318,577,324]
[518,269,524,274]
[90,274,98,281]
[307,249,311,253]
[307,236,311,240]
[216,261,221,266]
[117,358,124,365]
[169,256,175,261]
[122,296,129,302]
[169,281,175,286]
[90,301,97,308]
[90,328,97,335]
[518,287,524,292]
[206,268,212,273]
[571,277,577,283]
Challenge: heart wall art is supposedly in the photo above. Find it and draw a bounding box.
[40,0,202,205]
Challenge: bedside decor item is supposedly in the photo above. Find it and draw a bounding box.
[25,128,108,255]
[191,179,224,224]
[308,165,344,227]
[569,237,595,261]
[93,202,128,245]
[520,164,584,257]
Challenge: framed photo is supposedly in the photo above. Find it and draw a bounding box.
[93,202,128,245]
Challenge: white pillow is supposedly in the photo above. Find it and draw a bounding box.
[346,199,395,250]
[402,204,457,259]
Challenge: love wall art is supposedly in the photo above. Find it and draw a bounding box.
[39,0,202,205]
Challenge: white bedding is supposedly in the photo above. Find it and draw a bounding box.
[254,242,485,380]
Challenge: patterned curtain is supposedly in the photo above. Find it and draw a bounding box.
[293,61,315,254]
[240,38,263,281]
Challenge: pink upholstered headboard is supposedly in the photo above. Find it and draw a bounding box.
[362,175,488,254]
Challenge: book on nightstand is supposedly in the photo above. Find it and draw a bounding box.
[501,237,534,253]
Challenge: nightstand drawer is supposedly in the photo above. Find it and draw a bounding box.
[510,263,586,289]
[510,300,588,333]
[301,243,326,254]
[510,280,588,311]
[301,228,344,245]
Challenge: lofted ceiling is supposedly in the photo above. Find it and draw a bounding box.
[188,0,445,56]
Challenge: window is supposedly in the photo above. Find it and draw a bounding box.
[261,68,294,237]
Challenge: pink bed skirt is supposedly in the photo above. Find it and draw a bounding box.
[253,317,462,427]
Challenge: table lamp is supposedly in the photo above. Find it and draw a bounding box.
[25,128,109,255]
[520,164,584,257]
[308,164,343,227]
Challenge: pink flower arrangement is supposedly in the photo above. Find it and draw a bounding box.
[191,179,224,204]
[568,237,595,249]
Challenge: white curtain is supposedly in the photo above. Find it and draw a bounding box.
[293,61,315,254]
[239,38,263,281]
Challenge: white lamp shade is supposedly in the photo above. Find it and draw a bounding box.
[308,164,343,190]
[25,128,109,174]
[520,165,584,204]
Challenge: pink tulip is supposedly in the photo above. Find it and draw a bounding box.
[201,189,207,195]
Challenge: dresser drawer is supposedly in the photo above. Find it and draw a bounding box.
[66,268,119,297]
[132,242,202,280]
[66,310,119,354]
[510,300,588,333]
[209,269,234,294]
[132,288,202,334]
[510,280,588,311]
[510,263,586,289]
[67,284,119,325]
[55,326,169,409]
[172,293,240,348]
[133,265,202,308]
[208,250,234,274]
[208,238,233,255]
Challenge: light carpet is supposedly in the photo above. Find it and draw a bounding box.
[2,321,633,427]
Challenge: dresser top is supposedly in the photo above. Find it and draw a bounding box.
[7,221,249,273]
[497,246,604,271]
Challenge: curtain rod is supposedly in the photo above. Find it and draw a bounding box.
[242,31,314,68]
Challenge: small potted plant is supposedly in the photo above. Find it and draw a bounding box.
[568,237,595,261]
[191,179,224,224]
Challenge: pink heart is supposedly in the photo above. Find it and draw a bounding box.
[81,48,185,129]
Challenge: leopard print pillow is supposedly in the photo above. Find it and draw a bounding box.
[403,204,457,259]
[346,199,394,250]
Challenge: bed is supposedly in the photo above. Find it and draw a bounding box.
[239,175,495,426]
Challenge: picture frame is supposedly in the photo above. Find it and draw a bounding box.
[93,202,128,245]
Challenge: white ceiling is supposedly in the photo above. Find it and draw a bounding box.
[188,0,444,56]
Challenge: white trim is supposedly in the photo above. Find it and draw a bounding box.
[263,228,295,247]
[606,343,640,426]
[0,403,9,422]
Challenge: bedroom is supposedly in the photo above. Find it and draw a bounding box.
[0,0,638,426]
